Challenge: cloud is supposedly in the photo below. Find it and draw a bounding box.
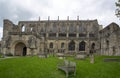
[0,0,119,39]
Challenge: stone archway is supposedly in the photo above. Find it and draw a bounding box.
[91,43,95,49]
[15,42,27,56]
[23,47,27,56]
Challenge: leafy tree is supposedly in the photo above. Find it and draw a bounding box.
[115,0,120,19]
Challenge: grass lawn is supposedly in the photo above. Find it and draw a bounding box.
[0,54,2,58]
[0,56,120,78]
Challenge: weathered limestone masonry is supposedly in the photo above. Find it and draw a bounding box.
[0,18,119,56]
[99,23,120,56]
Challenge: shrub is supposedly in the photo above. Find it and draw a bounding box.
[0,53,2,58]
[5,52,13,56]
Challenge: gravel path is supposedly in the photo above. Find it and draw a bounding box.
[0,56,19,61]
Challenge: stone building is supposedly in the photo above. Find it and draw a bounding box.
[0,17,120,56]
[99,23,120,56]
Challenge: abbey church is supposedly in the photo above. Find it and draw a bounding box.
[0,17,120,56]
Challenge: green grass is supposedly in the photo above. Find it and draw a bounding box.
[0,54,2,58]
[0,56,120,78]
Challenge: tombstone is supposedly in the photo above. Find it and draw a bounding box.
[90,49,95,64]
[75,52,86,60]
[38,51,48,58]
[90,54,94,64]
[56,53,65,59]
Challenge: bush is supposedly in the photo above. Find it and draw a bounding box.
[5,52,13,56]
[0,54,2,58]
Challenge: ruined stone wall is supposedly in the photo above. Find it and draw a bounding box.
[99,23,120,56]
[1,19,102,56]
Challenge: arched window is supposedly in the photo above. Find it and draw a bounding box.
[49,42,53,48]
[41,27,44,32]
[59,23,67,33]
[52,23,57,33]
[61,43,65,48]
[30,27,33,32]
[79,41,86,51]
[22,25,25,32]
[106,40,109,48]
[68,40,75,51]
[69,24,75,33]
[91,43,95,49]
[41,26,45,32]
[79,26,86,33]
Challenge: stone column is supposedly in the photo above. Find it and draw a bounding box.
[76,40,79,53]
[56,33,58,38]
[55,40,58,53]
[46,33,48,38]
[66,40,68,53]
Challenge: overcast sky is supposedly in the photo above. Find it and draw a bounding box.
[0,0,119,39]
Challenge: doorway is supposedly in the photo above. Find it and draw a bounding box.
[23,47,27,56]
[15,42,27,56]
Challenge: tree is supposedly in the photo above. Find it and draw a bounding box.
[115,0,120,19]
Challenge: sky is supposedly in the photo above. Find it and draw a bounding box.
[0,0,119,39]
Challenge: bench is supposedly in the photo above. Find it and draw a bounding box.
[58,60,76,78]
[103,58,120,62]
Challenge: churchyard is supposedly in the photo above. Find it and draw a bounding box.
[0,55,120,78]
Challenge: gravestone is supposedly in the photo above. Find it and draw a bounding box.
[75,52,86,60]
[56,53,65,59]
[89,49,95,64]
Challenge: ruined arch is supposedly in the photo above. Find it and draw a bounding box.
[22,25,26,32]
[15,42,27,56]
[91,43,95,49]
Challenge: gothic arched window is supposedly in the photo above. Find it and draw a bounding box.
[52,23,57,33]
[79,26,85,33]
[30,27,33,32]
[79,41,86,51]
[91,43,95,49]
[41,25,46,32]
[68,40,75,51]
[22,25,25,32]
[106,40,109,48]
[49,42,53,48]
[59,23,66,33]
[61,43,65,48]
[69,24,75,33]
